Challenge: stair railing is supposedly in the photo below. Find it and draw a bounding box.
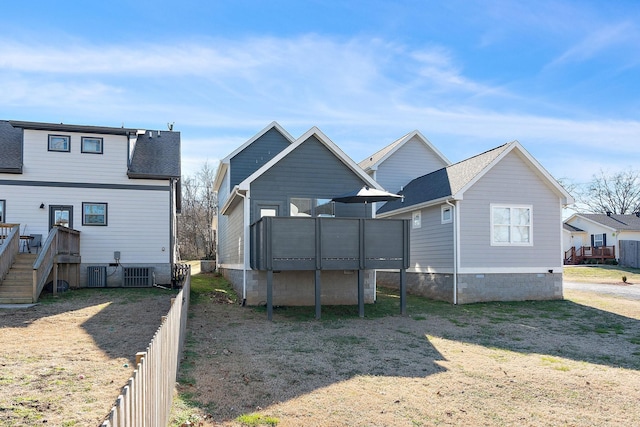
[0,224,20,284]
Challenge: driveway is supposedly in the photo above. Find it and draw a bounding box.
[564,280,640,300]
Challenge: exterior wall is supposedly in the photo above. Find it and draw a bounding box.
[459,151,563,270]
[377,271,453,302]
[456,272,563,304]
[377,271,562,304]
[219,199,244,265]
[410,204,454,271]
[375,136,448,194]
[230,127,290,188]
[79,262,171,287]
[1,129,173,285]
[220,266,375,306]
[249,135,367,222]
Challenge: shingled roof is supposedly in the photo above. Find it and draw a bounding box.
[577,213,640,231]
[0,121,23,173]
[377,143,511,214]
[128,130,181,179]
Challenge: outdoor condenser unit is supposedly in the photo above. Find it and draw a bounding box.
[122,267,154,287]
[86,266,107,287]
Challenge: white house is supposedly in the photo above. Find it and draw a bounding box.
[0,120,181,294]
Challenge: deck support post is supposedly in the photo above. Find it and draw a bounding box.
[315,270,321,320]
[358,269,364,318]
[400,268,406,316]
[267,270,273,321]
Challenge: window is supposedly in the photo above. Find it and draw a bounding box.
[491,204,532,245]
[593,233,605,247]
[83,203,107,226]
[0,200,5,223]
[290,197,334,217]
[412,211,421,229]
[441,205,452,224]
[81,137,103,154]
[260,208,277,217]
[48,134,70,152]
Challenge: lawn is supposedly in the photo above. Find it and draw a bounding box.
[171,273,640,427]
[563,264,640,284]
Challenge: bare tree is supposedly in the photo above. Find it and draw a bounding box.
[579,169,640,214]
[177,162,218,260]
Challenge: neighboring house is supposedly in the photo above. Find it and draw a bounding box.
[214,123,408,308]
[563,213,640,264]
[0,120,181,291]
[374,140,574,304]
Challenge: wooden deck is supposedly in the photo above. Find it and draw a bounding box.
[564,246,616,265]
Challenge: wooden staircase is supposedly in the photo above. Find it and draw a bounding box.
[0,253,37,304]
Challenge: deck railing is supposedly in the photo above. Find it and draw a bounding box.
[251,217,410,271]
[564,245,616,265]
[0,224,20,283]
[32,226,81,301]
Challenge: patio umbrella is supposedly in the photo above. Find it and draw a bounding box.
[331,186,403,217]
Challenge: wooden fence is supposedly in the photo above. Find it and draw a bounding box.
[619,240,640,268]
[100,269,191,427]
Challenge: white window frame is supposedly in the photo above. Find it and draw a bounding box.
[490,204,533,246]
[412,210,421,229]
[593,233,604,247]
[441,205,452,224]
[0,200,5,223]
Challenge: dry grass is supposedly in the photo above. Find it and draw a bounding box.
[0,287,177,426]
[564,264,640,284]
[171,275,640,427]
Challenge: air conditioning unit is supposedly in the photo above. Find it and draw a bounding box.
[123,267,154,287]
[87,266,107,288]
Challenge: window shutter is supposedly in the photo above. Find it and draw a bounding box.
[603,233,607,246]
[591,234,594,247]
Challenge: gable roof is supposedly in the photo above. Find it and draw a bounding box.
[128,129,181,179]
[566,213,640,232]
[358,130,450,172]
[238,126,380,191]
[213,121,294,192]
[563,223,585,233]
[220,127,380,215]
[377,141,574,216]
[0,121,23,173]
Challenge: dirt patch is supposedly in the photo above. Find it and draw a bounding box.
[0,288,176,426]
[173,276,640,427]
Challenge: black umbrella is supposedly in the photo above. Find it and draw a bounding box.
[332,186,403,217]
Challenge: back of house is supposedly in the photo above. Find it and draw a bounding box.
[0,120,181,287]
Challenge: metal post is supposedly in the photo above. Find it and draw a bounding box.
[267,270,273,321]
[400,268,406,316]
[315,270,321,320]
[358,269,364,318]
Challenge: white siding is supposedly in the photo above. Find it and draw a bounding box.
[459,151,563,269]
[1,129,171,265]
[376,136,448,193]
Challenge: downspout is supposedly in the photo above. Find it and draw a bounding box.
[445,199,458,304]
[234,188,249,304]
[169,178,176,272]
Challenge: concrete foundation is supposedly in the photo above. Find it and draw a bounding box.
[377,271,563,304]
[219,267,375,306]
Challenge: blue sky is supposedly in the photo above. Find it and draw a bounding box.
[1,0,638,183]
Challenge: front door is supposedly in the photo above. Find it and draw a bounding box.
[49,205,73,229]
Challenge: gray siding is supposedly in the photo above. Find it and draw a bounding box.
[376,136,448,193]
[220,199,244,265]
[459,151,562,268]
[387,205,454,271]
[250,135,367,223]
[230,127,290,188]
